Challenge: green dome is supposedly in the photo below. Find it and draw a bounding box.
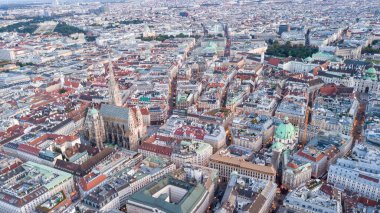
[275,118,295,140]
[271,141,286,151]
[89,107,98,115]
[365,67,377,81]
[204,42,218,54]
[366,67,376,74]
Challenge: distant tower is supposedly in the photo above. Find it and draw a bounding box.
[134,106,147,138]
[52,0,60,6]
[279,24,290,35]
[107,55,122,107]
[59,70,64,89]
[84,107,106,150]
[143,24,155,37]
[261,52,265,64]
[305,28,311,47]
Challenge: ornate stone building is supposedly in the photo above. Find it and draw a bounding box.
[99,104,146,150]
[84,107,106,149]
[107,56,122,107]
[84,57,146,150]
[271,117,299,153]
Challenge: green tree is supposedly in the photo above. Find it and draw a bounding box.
[266,41,318,58]
[54,22,85,36]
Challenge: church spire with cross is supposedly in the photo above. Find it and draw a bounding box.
[107,53,122,107]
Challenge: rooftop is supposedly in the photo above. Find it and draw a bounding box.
[0,161,72,207]
[218,172,277,213]
[127,176,207,213]
[285,180,341,212]
[210,145,276,175]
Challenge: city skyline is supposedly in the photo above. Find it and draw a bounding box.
[0,0,379,212]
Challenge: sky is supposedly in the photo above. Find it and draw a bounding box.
[1,0,52,4]
[0,0,118,5]
[0,0,86,5]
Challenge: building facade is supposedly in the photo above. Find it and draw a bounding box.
[282,152,312,190]
[99,104,146,150]
[84,107,106,149]
[0,161,74,213]
[209,146,276,182]
[171,140,213,167]
[284,180,342,213]
[327,144,380,201]
[217,171,276,213]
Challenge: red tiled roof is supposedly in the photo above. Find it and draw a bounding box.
[54,135,79,145]
[64,81,80,88]
[357,197,380,207]
[320,184,333,196]
[296,149,325,162]
[28,133,61,146]
[320,84,338,96]
[144,135,156,144]
[0,161,22,175]
[287,162,299,169]
[156,135,175,142]
[32,76,45,82]
[268,58,280,66]
[208,82,225,88]
[236,73,257,80]
[174,125,206,140]
[139,143,172,156]
[18,144,40,156]
[359,174,379,183]
[214,66,229,71]
[79,173,107,191]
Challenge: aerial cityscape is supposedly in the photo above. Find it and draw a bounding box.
[0,0,379,212]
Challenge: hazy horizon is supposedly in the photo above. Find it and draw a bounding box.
[0,0,130,5]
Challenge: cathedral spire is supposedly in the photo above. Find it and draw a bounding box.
[59,70,64,89]
[107,52,122,107]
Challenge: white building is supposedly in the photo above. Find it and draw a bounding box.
[113,155,176,207]
[312,95,359,136]
[282,60,319,73]
[293,146,328,178]
[231,114,275,152]
[209,145,276,182]
[0,161,74,213]
[0,49,16,61]
[284,180,342,213]
[171,140,213,167]
[216,171,276,213]
[327,144,380,201]
[282,151,312,189]
[82,184,120,212]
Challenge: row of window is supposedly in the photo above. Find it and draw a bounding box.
[210,163,274,181]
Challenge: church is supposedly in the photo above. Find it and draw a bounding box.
[84,56,147,150]
[271,117,299,153]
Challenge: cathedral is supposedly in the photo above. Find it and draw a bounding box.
[84,56,147,150]
[100,104,146,150]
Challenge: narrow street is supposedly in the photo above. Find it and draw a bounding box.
[352,93,368,143]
